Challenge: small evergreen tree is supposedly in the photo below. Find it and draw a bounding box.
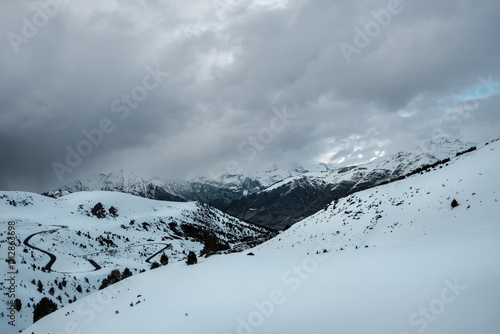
[99,278,109,290]
[33,298,58,323]
[150,262,161,270]
[451,199,459,208]
[48,287,55,296]
[37,280,43,293]
[122,267,133,279]
[13,298,22,312]
[109,269,121,283]
[186,251,197,265]
[160,253,169,266]
[91,202,107,218]
[108,206,119,217]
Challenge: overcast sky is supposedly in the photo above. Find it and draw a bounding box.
[1,0,499,192]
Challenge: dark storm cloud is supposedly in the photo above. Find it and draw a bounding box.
[0,0,499,192]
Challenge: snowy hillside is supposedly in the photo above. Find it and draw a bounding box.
[266,137,475,191]
[44,138,476,231]
[21,138,500,334]
[225,137,477,229]
[0,192,271,333]
[254,138,497,254]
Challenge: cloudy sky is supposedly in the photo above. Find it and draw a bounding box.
[1,0,499,192]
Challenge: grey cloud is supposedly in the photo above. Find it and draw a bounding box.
[0,0,499,192]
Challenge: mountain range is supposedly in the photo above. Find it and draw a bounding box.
[44,137,477,230]
[18,137,500,334]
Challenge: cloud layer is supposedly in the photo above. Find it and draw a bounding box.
[1,0,499,192]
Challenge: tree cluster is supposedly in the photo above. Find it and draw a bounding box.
[99,268,132,290]
[91,203,119,219]
[200,236,229,257]
[33,297,58,323]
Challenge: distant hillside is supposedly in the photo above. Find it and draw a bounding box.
[21,138,500,334]
[0,192,273,333]
[226,137,476,229]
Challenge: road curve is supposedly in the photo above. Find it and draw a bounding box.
[23,228,59,271]
[145,244,172,263]
[80,242,172,264]
[23,225,101,273]
[24,226,178,272]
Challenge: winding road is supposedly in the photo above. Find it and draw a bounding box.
[23,225,175,273]
[23,225,102,273]
[23,227,61,271]
[79,242,173,264]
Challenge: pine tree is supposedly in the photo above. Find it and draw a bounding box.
[13,299,22,312]
[108,206,119,217]
[33,298,58,323]
[160,253,169,266]
[122,267,133,279]
[186,251,197,265]
[99,269,122,290]
[91,202,107,218]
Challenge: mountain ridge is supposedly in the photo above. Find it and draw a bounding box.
[21,137,500,334]
[44,137,477,230]
[225,137,477,229]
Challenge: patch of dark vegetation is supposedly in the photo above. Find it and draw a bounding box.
[456,146,477,157]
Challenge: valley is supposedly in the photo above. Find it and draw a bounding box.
[1,138,498,333]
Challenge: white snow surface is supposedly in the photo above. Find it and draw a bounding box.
[18,138,500,334]
[47,165,307,200]
[263,137,475,192]
[0,192,269,333]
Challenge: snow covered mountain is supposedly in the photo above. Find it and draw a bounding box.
[44,167,305,211]
[226,137,477,229]
[44,138,477,231]
[0,192,273,333]
[21,138,500,334]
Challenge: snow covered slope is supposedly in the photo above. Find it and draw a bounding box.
[0,192,271,333]
[253,138,497,254]
[21,138,500,334]
[45,138,475,231]
[226,137,476,229]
